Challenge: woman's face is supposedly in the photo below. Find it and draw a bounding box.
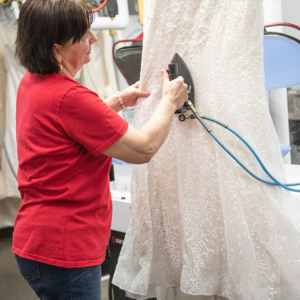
[56,29,98,76]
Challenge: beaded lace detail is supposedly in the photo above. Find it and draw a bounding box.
[113,1,300,299]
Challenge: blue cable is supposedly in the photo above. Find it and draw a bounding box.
[202,116,300,187]
[187,105,300,193]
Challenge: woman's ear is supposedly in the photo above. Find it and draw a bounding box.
[53,43,62,63]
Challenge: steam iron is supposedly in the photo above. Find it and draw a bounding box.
[113,39,196,120]
[167,53,196,121]
[166,56,300,193]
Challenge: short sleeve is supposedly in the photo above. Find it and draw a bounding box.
[57,85,129,157]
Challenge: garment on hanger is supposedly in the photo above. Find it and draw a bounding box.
[2,43,25,198]
[0,23,23,228]
[113,1,300,299]
[80,30,118,99]
[0,24,18,198]
[0,23,17,137]
[0,43,25,228]
[0,4,18,26]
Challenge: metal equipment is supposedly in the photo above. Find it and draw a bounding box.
[109,163,132,300]
[91,0,129,30]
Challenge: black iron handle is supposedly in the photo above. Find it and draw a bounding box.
[168,63,179,81]
[167,63,186,114]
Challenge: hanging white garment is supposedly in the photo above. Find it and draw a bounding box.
[0,23,18,197]
[0,23,24,229]
[0,23,17,173]
[0,43,25,228]
[80,30,118,99]
[1,43,25,198]
[113,1,300,300]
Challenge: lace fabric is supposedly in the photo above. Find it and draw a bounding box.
[112,1,300,299]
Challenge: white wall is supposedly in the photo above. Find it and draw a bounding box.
[282,0,300,40]
[263,0,283,27]
[264,0,300,39]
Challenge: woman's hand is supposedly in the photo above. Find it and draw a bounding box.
[103,71,189,164]
[120,82,150,107]
[161,70,188,110]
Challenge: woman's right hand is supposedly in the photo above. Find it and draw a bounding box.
[161,69,188,110]
[103,70,190,164]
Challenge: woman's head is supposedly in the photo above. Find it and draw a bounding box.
[16,0,97,76]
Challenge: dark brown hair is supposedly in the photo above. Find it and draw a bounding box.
[15,0,94,75]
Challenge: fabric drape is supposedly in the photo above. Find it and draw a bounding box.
[113,1,300,299]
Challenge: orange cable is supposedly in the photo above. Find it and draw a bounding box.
[265,22,300,32]
[92,0,107,13]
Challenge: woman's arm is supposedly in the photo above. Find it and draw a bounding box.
[104,94,122,112]
[103,70,188,164]
[104,82,150,113]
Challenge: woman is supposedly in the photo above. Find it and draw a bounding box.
[12,0,188,299]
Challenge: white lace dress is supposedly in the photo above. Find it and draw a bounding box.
[112,1,300,299]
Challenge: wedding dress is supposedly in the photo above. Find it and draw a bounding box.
[112,1,300,299]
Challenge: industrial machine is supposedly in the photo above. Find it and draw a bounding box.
[109,162,132,300]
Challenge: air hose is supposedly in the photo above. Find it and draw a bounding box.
[186,100,300,193]
[0,113,17,179]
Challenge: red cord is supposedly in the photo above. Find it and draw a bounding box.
[92,0,107,13]
[265,22,300,32]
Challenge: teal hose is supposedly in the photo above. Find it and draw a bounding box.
[203,115,300,187]
[186,100,300,193]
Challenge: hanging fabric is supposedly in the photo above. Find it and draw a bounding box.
[80,30,119,100]
[112,1,300,299]
[0,42,25,229]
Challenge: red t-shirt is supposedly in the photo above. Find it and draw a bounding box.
[12,72,128,268]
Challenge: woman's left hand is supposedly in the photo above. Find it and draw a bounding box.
[120,82,150,107]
